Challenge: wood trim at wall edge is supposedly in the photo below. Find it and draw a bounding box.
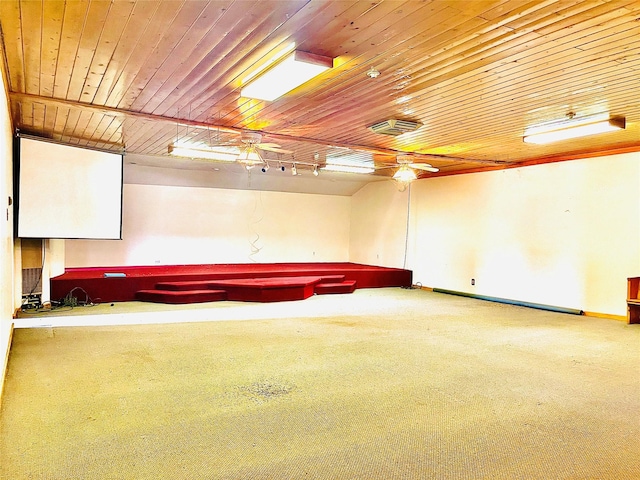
[582,311,627,322]
[0,322,14,408]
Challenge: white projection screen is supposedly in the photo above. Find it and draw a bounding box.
[18,137,123,239]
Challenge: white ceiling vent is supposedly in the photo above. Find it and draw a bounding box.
[368,119,422,136]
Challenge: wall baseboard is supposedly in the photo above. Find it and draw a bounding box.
[420,287,629,321]
[1,322,15,407]
[583,311,627,322]
[430,287,584,316]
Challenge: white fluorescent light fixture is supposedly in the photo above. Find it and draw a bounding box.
[321,164,375,174]
[241,50,334,101]
[323,148,375,174]
[168,144,238,162]
[523,115,625,144]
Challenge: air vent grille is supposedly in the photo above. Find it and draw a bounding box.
[368,119,422,136]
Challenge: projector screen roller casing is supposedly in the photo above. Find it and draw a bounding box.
[17,137,123,239]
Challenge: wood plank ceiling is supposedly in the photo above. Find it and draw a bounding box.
[0,0,639,181]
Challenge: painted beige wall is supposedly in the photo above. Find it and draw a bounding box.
[1,64,14,391]
[65,183,351,267]
[351,153,640,316]
[349,180,410,269]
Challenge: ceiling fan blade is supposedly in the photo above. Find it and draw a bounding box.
[373,164,395,170]
[411,163,439,172]
[209,141,240,148]
[257,145,294,154]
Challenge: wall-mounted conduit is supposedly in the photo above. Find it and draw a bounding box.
[432,288,584,316]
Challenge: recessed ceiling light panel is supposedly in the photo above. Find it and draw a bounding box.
[241,50,333,101]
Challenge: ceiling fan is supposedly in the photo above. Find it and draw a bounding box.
[381,154,439,191]
[393,154,440,172]
[225,132,294,170]
[169,129,293,169]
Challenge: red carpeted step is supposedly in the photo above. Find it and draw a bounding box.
[155,280,214,291]
[156,275,344,291]
[314,280,357,295]
[208,276,322,302]
[318,274,346,282]
[135,289,227,304]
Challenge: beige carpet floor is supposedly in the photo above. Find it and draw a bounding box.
[2,288,639,479]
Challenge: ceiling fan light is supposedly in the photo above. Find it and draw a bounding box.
[236,146,264,168]
[393,165,417,192]
[523,115,625,144]
[241,50,333,101]
[393,165,417,182]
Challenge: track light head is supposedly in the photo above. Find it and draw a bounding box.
[261,162,270,173]
[313,165,319,176]
[291,163,297,175]
[278,162,285,172]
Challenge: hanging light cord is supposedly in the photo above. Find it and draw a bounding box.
[403,183,411,270]
[248,191,264,263]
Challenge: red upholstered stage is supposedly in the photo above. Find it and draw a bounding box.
[50,263,412,304]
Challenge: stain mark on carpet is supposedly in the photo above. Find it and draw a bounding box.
[326,320,359,328]
[237,380,294,403]
[121,349,155,364]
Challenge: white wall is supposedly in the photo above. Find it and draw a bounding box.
[351,153,640,317]
[349,180,410,269]
[1,64,14,394]
[59,149,640,318]
[65,183,351,267]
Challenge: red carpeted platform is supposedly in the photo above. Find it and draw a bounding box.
[50,262,412,304]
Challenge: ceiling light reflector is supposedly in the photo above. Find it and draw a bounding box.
[241,50,333,101]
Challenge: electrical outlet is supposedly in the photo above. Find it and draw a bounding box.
[471,278,475,286]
